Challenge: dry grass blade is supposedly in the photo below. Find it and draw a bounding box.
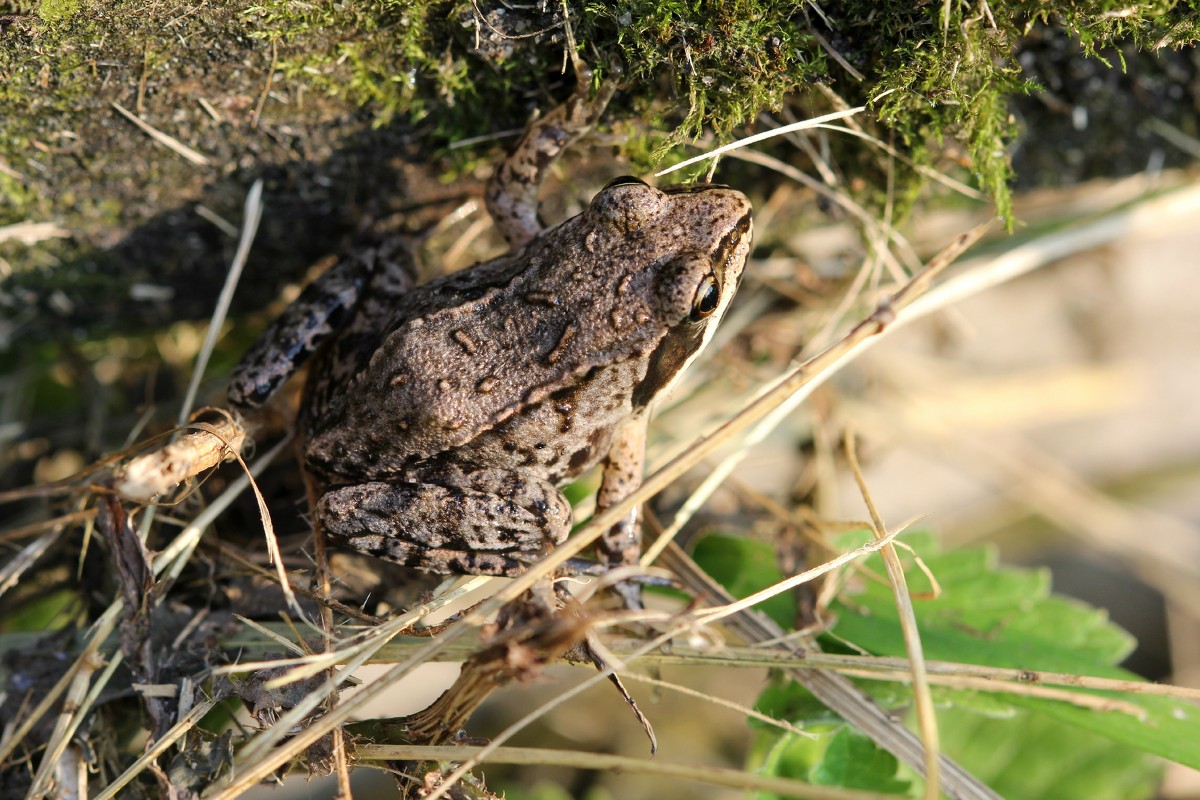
[619,643,1200,701]
[421,531,907,800]
[833,671,1149,717]
[619,673,818,739]
[208,629,467,797]
[694,529,901,626]
[218,577,491,691]
[358,745,902,799]
[178,180,263,426]
[25,651,125,800]
[812,123,986,199]
[91,696,221,800]
[655,107,866,177]
[831,656,1200,700]
[0,438,288,776]
[110,102,211,166]
[0,607,123,768]
[0,509,96,546]
[0,525,66,598]
[846,430,940,800]
[223,576,495,778]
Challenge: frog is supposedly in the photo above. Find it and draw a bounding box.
[228,66,753,586]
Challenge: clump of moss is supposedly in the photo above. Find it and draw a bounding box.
[2,0,1196,345]
[241,0,1199,224]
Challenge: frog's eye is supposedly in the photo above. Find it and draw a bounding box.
[691,274,720,320]
[603,175,649,190]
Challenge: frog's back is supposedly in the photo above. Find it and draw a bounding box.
[304,228,662,479]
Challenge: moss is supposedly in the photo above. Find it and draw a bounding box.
[238,0,1200,225]
[36,0,84,25]
[1,0,1197,346]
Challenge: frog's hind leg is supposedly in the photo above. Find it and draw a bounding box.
[317,467,573,578]
[298,238,418,425]
[485,58,616,249]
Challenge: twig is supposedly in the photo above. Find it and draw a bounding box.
[619,672,818,739]
[359,744,899,800]
[846,429,940,800]
[110,102,210,166]
[252,39,277,129]
[655,107,866,177]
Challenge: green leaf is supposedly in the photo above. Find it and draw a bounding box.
[691,533,796,630]
[748,726,910,798]
[826,535,1200,770]
[812,728,909,793]
[0,588,80,632]
[752,679,836,730]
[935,705,1161,800]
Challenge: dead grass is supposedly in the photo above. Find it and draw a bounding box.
[3,86,1200,800]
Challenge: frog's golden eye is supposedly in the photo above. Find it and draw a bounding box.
[691,274,720,320]
[603,175,649,190]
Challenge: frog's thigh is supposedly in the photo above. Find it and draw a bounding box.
[317,469,572,576]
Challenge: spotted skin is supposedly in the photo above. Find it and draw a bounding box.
[229,67,753,582]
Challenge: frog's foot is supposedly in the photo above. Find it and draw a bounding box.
[316,468,572,578]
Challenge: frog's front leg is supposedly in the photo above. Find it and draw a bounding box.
[485,59,617,249]
[317,465,573,577]
[596,416,649,580]
[229,239,416,413]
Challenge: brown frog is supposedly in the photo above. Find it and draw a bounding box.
[229,71,752,583]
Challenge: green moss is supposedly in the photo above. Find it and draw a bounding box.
[36,0,84,24]
[3,0,1198,287]
[0,173,39,223]
[238,0,1199,226]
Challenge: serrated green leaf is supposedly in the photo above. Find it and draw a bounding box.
[933,705,1161,800]
[691,534,796,630]
[827,535,1199,770]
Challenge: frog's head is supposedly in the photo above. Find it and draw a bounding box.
[583,176,753,406]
